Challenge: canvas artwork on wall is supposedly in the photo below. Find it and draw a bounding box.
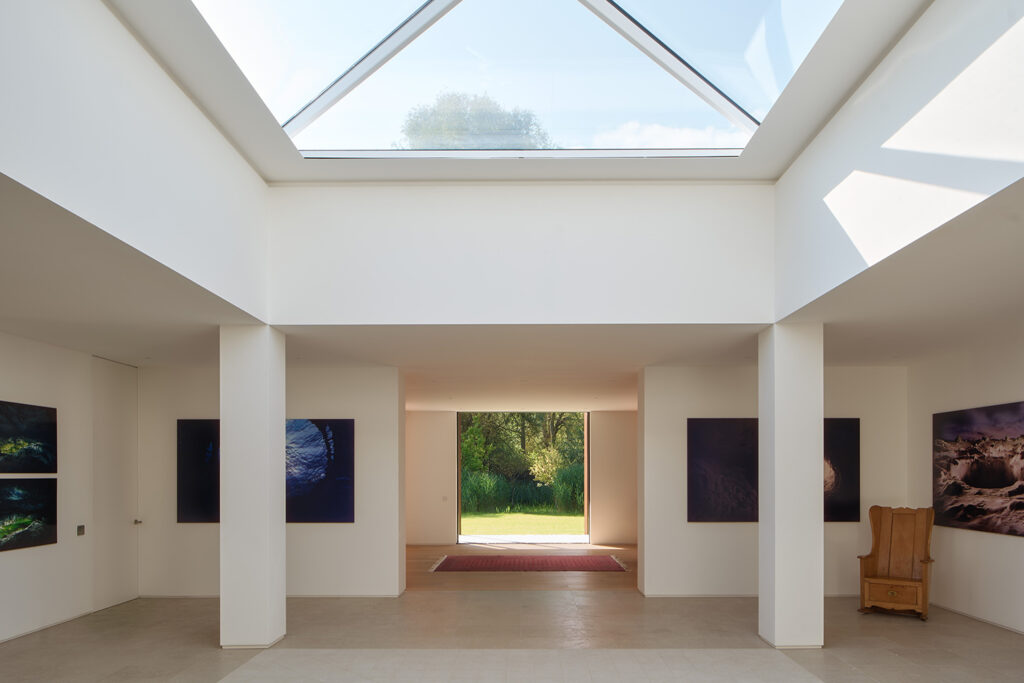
[824,418,861,522]
[286,419,355,523]
[0,479,57,552]
[177,419,220,523]
[687,418,759,522]
[687,417,861,523]
[933,401,1024,537]
[0,399,57,473]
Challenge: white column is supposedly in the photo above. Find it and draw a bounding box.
[219,325,286,648]
[758,323,824,648]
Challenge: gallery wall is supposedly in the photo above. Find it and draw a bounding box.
[138,365,220,597]
[267,183,774,325]
[775,0,1024,318]
[638,365,908,597]
[139,363,405,597]
[0,0,269,320]
[0,332,139,643]
[286,366,405,596]
[589,411,638,546]
[907,338,1024,633]
[405,412,457,545]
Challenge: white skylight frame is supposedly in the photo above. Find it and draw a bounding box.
[279,0,764,158]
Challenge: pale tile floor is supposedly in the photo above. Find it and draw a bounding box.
[2,595,1023,682]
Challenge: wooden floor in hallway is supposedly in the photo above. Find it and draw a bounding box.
[406,543,638,591]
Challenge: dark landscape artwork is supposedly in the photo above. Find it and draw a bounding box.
[0,479,57,551]
[687,418,758,522]
[286,419,354,523]
[0,400,57,473]
[824,418,861,522]
[933,401,1024,537]
[177,419,220,523]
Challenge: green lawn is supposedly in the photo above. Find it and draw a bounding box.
[460,511,584,535]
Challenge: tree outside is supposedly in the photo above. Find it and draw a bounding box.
[396,92,554,150]
[459,412,585,536]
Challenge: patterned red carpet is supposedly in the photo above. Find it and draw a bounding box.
[432,554,625,572]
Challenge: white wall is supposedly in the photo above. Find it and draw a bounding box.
[589,411,638,546]
[823,367,908,595]
[287,366,404,596]
[775,0,1024,318]
[405,412,457,545]
[268,183,774,325]
[138,365,220,597]
[637,364,908,597]
[907,339,1024,633]
[91,357,140,611]
[639,366,759,596]
[0,0,269,320]
[0,333,138,642]
[139,363,405,598]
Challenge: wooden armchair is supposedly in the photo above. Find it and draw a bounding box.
[858,505,934,620]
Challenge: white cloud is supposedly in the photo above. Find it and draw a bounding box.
[590,122,752,149]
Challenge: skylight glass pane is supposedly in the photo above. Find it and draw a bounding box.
[292,0,751,152]
[614,0,843,120]
[191,0,427,124]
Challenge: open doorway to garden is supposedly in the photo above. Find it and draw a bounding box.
[458,412,588,543]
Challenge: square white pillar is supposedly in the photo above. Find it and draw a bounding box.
[219,325,286,648]
[758,323,824,648]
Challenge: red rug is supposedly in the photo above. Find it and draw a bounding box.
[432,554,625,572]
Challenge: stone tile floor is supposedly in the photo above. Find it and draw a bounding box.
[1,595,1022,681]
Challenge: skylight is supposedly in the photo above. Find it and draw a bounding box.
[191,0,842,158]
[611,0,844,121]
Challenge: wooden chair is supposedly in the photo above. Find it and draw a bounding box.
[858,505,934,620]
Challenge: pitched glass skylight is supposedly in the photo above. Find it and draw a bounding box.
[293,0,750,152]
[191,0,840,157]
[611,0,844,121]
[191,0,426,123]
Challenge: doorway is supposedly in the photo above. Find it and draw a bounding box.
[457,412,589,543]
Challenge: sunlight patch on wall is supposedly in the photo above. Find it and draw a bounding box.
[824,171,986,266]
[883,15,1024,163]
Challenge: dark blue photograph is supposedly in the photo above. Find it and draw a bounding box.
[177,419,220,523]
[687,418,758,522]
[0,399,57,473]
[286,419,354,523]
[0,479,57,552]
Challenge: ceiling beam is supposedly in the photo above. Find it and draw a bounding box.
[576,0,759,133]
[282,0,464,137]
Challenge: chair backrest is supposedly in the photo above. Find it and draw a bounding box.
[867,506,934,580]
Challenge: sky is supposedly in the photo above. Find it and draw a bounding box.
[192,0,842,150]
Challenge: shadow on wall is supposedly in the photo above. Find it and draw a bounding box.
[778,5,1024,316]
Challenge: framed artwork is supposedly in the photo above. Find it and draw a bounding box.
[286,419,355,523]
[687,418,758,522]
[824,418,860,522]
[0,399,57,473]
[0,479,57,552]
[177,419,220,523]
[933,401,1024,537]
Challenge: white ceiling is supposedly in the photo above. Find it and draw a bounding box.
[106,0,931,183]
[787,177,1024,364]
[0,174,258,367]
